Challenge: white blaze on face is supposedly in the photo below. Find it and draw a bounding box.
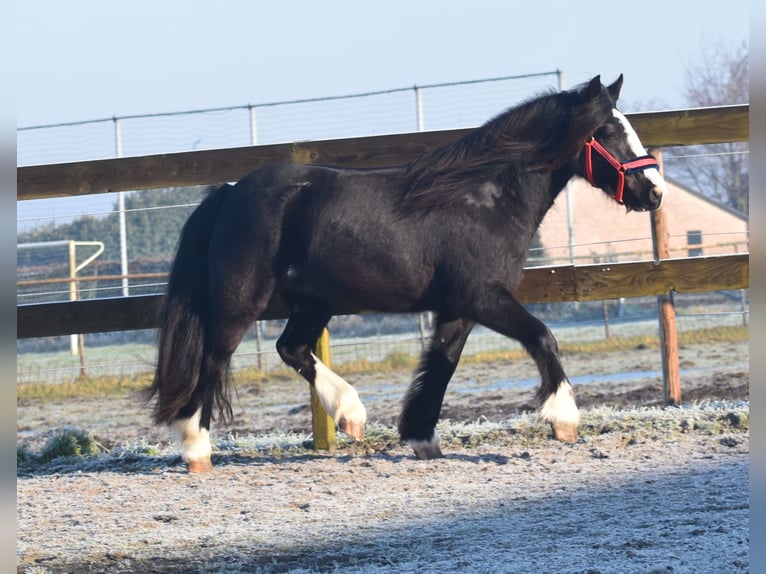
[612,109,667,197]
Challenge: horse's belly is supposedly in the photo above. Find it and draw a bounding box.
[282,254,431,314]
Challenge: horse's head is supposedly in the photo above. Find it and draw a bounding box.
[579,75,666,212]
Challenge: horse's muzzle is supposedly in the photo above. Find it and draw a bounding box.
[648,186,664,210]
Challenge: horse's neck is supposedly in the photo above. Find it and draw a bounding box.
[499,164,576,225]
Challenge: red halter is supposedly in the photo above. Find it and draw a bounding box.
[584,137,659,205]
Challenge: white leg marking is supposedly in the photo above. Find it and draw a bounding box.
[408,430,443,460]
[172,408,211,467]
[540,381,580,427]
[612,109,667,196]
[311,353,367,428]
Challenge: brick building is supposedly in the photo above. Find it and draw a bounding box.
[533,178,748,267]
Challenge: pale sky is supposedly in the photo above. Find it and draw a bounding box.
[15,1,750,229]
[17,0,749,127]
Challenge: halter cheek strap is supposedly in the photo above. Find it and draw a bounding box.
[584,137,659,205]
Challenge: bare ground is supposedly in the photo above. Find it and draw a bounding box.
[17,339,749,449]
[17,340,750,573]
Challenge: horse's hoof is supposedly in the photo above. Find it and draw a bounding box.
[412,444,444,460]
[552,422,578,444]
[409,436,444,460]
[187,458,214,473]
[339,419,365,441]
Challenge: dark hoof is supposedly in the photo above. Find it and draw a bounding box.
[410,440,444,460]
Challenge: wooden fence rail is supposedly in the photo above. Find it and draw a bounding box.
[16,104,750,341]
[18,105,747,200]
[15,240,750,291]
[17,103,750,449]
[17,254,749,339]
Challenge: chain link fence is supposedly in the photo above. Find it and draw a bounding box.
[16,70,749,385]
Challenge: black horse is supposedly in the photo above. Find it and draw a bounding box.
[149,75,665,472]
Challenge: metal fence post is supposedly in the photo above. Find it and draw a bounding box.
[248,104,258,146]
[254,323,263,370]
[114,117,129,297]
[68,240,78,355]
[414,85,432,347]
[414,85,425,132]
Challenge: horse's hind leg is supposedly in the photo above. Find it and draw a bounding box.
[174,267,276,472]
[172,312,256,473]
[276,302,367,440]
[399,315,474,459]
[173,402,213,474]
[472,290,579,443]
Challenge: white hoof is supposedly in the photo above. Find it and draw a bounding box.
[540,381,580,443]
[311,353,367,440]
[172,409,213,472]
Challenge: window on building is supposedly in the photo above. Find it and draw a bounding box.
[687,230,703,257]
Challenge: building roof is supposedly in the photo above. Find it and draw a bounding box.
[664,177,748,222]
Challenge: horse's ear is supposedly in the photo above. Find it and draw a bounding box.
[606,74,624,102]
[582,75,602,101]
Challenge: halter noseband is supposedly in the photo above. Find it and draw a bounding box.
[584,137,659,205]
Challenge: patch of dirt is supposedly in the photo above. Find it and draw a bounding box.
[17,340,749,450]
[16,340,750,573]
[17,431,749,574]
[440,370,748,422]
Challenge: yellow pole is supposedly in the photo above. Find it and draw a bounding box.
[311,328,336,451]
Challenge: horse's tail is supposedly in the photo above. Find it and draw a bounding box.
[148,183,232,425]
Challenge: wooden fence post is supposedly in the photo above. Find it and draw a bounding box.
[311,328,337,451]
[649,148,682,406]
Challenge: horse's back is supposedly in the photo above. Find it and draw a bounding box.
[209,162,429,311]
[216,161,521,315]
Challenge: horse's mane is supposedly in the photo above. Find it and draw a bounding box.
[402,82,614,209]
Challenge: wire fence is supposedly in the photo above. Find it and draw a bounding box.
[18,72,563,164]
[15,231,750,305]
[16,291,749,385]
[18,71,566,308]
[16,70,749,385]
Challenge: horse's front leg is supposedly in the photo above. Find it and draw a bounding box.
[472,289,580,443]
[276,305,367,440]
[399,315,474,459]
